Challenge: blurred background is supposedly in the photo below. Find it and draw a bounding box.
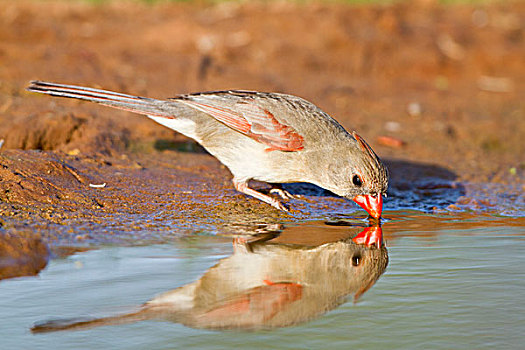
[1,0,523,184]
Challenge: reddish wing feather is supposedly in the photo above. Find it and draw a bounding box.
[185,100,304,152]
[182,102,251,133]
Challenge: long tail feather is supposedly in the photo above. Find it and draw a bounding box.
[27,81,173,118]
[31,308,152,334]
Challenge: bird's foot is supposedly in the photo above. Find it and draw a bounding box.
[268,183,301,200]
[269,188,297,200]
[233,179,290,212]
[233,237,248,245]
[270,198,290,212]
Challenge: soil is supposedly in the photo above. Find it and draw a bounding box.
[0,0,524,276]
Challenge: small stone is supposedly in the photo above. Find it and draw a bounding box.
[407,102,422,117]
[472,9,489,28]
[437,34,465,60]
[384,121,401,132]
[377,135,405,148]
[478,76,514,93]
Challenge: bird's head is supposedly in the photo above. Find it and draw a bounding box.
[339,132,389,219]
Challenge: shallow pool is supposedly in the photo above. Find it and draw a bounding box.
[1,211,523,349]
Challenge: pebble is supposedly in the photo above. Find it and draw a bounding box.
[407,102,422,117]
[377,135,405,148]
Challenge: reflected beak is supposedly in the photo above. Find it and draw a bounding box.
[353,194,383,219]
[352,225,383,248]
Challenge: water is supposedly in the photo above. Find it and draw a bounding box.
[1,211,524,349]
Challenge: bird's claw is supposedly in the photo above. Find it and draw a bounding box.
[271,199,290,212]
[269,188,297,200]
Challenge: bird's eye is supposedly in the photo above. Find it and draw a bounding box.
[352,175,362,187]
[351,254,362,266]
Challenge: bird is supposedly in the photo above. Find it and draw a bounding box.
[27,81,388,218]
[31,225,388,333]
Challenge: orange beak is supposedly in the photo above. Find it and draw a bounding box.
[353,194,383,219]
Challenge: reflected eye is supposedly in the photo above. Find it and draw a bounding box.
[351,254,362,266]
[352,175,362,187]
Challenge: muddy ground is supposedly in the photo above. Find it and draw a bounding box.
[0,0,524,276]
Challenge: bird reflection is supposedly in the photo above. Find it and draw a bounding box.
[32,225,388,333]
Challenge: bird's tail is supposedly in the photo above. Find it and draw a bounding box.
[27,80,173,118]
[31,307,154,334]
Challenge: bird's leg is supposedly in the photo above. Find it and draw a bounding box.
[232,232,280,253]
[268,183,299,200]
[233,179,289,211]
[232,237,250,253]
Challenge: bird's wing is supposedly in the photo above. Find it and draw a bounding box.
[179,96,304,152]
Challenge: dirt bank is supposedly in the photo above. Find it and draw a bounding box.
[0,0,523,250]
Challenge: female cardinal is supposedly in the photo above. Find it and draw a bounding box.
[27,81,388,218]
[31,226,388,333]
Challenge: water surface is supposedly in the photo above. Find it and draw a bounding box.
[1,212,524,349]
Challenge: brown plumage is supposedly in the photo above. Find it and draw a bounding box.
[27,81,388,217]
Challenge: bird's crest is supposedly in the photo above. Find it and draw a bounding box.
[352,131,380,163]
[352,131,388,194]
